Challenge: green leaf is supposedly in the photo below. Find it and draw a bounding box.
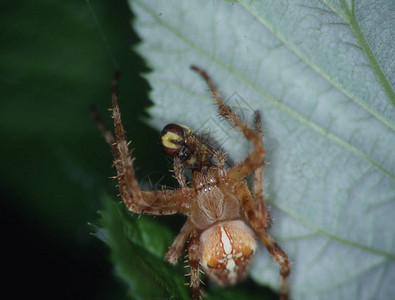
[96,196,190,300]
[125,0,395,299]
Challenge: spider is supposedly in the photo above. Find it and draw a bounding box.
[93,66,290,299]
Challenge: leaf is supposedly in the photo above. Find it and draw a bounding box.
[124,0,395,299]
[96,196,190,300]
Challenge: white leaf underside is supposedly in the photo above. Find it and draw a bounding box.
[128,0,395,299]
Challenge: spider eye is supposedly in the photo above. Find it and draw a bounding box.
[160,123,185,155]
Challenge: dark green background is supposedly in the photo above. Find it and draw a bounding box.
[0,0,171,298]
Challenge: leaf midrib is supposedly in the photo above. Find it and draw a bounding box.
[340,0,395,107]
[238,0,395,131]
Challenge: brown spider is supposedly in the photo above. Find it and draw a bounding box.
[93,66,290,299]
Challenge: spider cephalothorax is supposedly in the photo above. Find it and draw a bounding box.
[94,66,290,299]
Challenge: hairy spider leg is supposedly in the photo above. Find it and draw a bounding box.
[166,218,194,264]
[165,157,196,264]
[187,229,204,299]
[93,73,191,215]
[253,111,271,229]
[173,157,190,192]
[212,150,227,179]
[190,65,265,180]
[235,181,290,300]
[257,231,290,300]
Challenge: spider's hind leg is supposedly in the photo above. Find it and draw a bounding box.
[252,111,271,228]
[235,181,290,300]
[257,231,290,300]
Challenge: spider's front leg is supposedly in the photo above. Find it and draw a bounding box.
[93,73,192,215]
[191,65,270,225]
[190,65,265,180]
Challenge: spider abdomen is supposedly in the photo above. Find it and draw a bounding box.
[200,220,257,286]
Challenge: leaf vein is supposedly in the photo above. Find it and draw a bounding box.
[134,1,395,180]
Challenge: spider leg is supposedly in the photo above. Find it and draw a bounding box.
[256,231,290,300]
[190,65,265,180]
[213,150,227,178]
[136,190,191,215]
[93,73,191,215]
[110,72,144,202]
[166,218,194,264]
[187,229,204,299]
[235,181,290,300]
[173,157,189,192]
[235,181,268,232]
[253,111,271,228]
[91,105,116,146]
[164,158,196,263]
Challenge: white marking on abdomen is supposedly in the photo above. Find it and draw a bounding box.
[220,226,232,255]
[226,259,237,281]
[220,226,238,281]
